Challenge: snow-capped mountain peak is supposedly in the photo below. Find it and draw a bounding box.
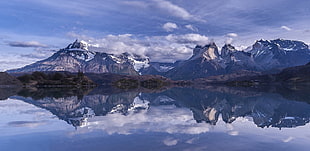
[66,39,89,51]
[7,40,150,75]
[272,39,308,51]
[66,50,96,62]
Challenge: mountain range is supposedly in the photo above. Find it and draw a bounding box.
[7,39,310,80]
[8,40,148,75]
[166,39,310,79]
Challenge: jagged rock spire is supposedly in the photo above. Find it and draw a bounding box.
[190,42,220,60]
[221,44,236,58]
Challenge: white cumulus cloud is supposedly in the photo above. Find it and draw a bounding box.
[66,32,210,63]
[162,22,178,32]
[72,104,210,135]
[163,138,178,146]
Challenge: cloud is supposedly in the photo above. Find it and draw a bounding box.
[90,34,149,57]
[162,22,178,32]
[281,26,292,31]
[66,32,95,41]
[185,24,198,32]
[67,32,210,62]
[166,34,208,45]
[282,136,294,143]
[185,138,197,144]
[8,41,48,48]
[153,0,193,20]
[228,131,239,136]
[20,48,57,59]
[163,138,178,146]
[25,0,111,16]
[225,33,238,44]
[0,60,32,72]
[226,33,238,37]
[121,0,205,23]
[0,32,71,71]
[73,104,210,135]
[7,120,46,128]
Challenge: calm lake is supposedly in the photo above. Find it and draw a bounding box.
[0,86,310,151]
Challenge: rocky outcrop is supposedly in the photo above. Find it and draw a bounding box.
[16,71,96,87]
[165,43,225,80]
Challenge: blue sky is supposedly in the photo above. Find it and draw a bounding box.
[1,0,310,71]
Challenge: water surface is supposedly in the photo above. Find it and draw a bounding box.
[0,86,310,151]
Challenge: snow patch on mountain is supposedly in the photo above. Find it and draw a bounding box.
[151,62,176,72]
[127,55,150,73]
[68,50,96,62]
[109,55,123,63]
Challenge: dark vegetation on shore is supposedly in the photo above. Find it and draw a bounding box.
[16,71,96,88]
[0,72,22,86]
[224,62,310,87]
[0,62,309,95]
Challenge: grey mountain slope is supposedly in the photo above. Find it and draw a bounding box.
[139,62,180,76]
[7,40,150,75]
[165,43,226,80]
[250,39,310,70]
[221,44,260,72]
[165,43,259,80]
[165,39,310,80]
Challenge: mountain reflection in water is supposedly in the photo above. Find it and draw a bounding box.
[8,85,310,129]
